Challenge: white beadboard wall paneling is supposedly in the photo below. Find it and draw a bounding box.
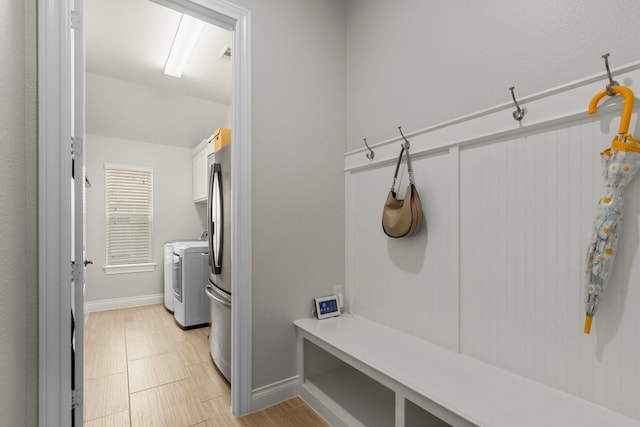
[618,167,640,416]
[345,60,640,420]
[450,146,461,353]
[459,121,583,379]
[348,148,459,353]
[460,112,640,419]
[344,170,355,315]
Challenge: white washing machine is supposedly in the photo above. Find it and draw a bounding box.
[163,241,180,312]
[163,239,202,312]
[173,241,210,328]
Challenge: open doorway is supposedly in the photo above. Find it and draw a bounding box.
[82,0,230,308]
[37,0,252,424]
[83,0,233,423]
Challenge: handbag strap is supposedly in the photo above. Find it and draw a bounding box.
[390,144,415,191]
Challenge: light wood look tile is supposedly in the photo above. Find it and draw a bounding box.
[85,305,328,427]
[198,395,330,427]
[261,397,330,427]
[85,349,127,380]
[199,396,238,427]
[85,331,126,356]
[129,379,210,427]
[125,316,174,340]
[186,361,230,402]
[84,372,129,421]
[190,420,216,427]
[85,310,126,335]
[162,324,208,344]
[128,352,188,393]
[176,335,211,366]
[84,411,130,427]
[126,331,175,361]
[134,304,168,320]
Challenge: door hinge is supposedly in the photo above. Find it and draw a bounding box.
[71,137,83,156]
[71,261,82,283]
[72,388,83,409]
[70,10,82,30]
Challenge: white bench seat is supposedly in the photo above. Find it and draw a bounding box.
[295,315,640,427]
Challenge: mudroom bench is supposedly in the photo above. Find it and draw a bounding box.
[294,315,639,427]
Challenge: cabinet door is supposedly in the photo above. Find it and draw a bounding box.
[193,148,208,202]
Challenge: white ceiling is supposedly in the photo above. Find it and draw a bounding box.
[85,0,232,105]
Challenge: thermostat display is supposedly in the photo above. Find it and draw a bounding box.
[315,295,341,319]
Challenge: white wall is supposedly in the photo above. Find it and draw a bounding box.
[85,134,207,302]
[230,0,347,392]
[346,0,640,151]
[86,72,230,148]
[0,0,37,424]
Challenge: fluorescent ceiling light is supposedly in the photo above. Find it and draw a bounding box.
[164,15,205,78]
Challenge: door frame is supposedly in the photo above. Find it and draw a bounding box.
[37,0,253,424]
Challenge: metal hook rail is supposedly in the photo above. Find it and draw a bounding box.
[398,126,411,149]
[360,126,410,160]
[509,86,526,121]
[363,138,374,159]
[602,53,619,96]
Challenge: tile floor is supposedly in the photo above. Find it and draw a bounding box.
[84,304,329,427]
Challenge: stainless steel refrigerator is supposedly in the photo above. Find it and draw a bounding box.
[205,135,232,382]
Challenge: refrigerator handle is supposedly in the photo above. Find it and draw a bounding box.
[211,163,223,275]
[205,284,232,308]
[207,163,214,269]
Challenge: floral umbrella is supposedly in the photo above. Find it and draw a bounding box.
[584,135,640,333]
[584,85,639,334]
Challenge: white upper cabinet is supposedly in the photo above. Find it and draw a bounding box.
[192,138,211,203]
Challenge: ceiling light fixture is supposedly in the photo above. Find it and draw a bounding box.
[164,14,205,78]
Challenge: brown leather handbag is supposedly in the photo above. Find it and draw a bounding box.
[382,145,424,238]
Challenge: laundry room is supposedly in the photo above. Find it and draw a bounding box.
[83,0,230,306]
[81,0,238,423]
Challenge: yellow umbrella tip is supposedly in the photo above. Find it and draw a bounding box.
[584,315,593,334]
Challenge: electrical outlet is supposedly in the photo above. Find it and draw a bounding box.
[333,284,344,309]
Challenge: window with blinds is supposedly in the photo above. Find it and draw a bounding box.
[105,164,154,269]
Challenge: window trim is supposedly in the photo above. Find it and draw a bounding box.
[104,162,154,174]
[103,262,156,275]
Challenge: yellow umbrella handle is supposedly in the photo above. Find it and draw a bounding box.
[588,86,635,135]
[584,315,593,334]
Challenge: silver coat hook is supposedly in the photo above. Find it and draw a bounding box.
[602,53,619,96]
[509,86,526,121]
[363,138,374,159]
[398,126,410,149]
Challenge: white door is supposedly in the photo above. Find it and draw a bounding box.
[71,0,87,424]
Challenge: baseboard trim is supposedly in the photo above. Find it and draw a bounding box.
[251,375,300,413]
[298,383,349,427]
[86,294,164,312]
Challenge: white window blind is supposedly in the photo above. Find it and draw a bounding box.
[105,164,154,267]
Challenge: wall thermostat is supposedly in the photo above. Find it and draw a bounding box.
[314,295,341,319]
